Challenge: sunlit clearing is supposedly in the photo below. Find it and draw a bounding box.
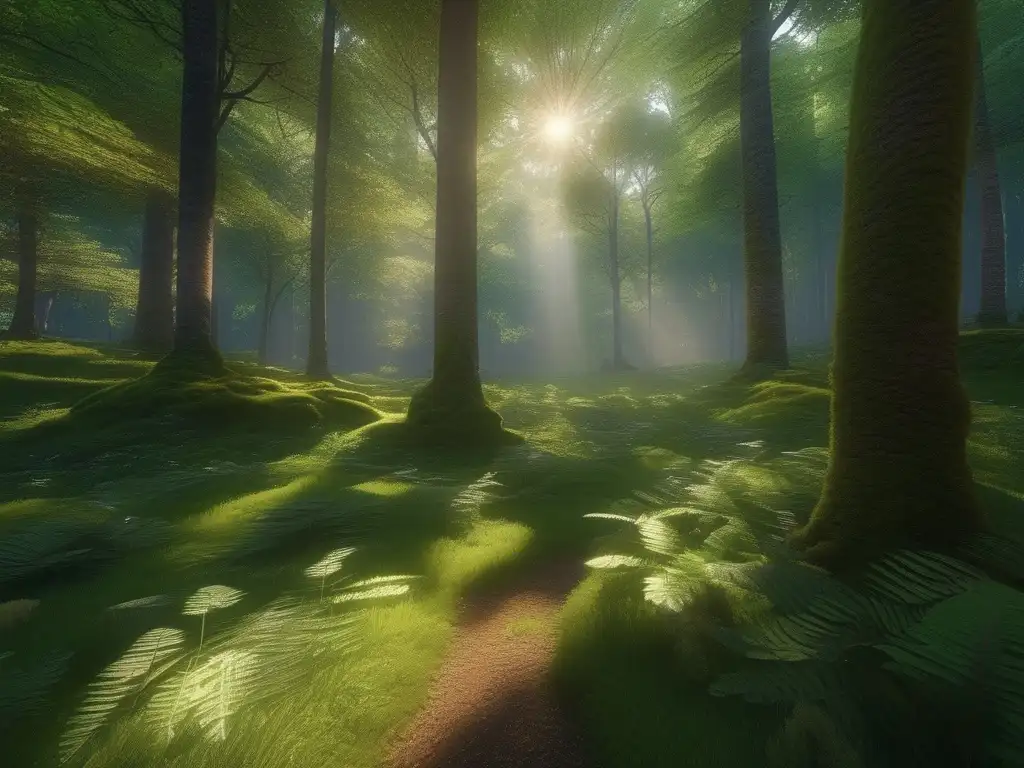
[543,114,574,143]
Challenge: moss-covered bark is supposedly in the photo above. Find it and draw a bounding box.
[738,0,788,375]
[406,0,505,448]
[306,0,336,381]
[168,0,222,372]
[6,207,39,339]
[133,190,175,352]
[793,0,983,569]
[974,37,1007,327]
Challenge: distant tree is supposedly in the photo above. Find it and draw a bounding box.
[405,0,504,445]
[737,0,800,374]
[6,202,40,339]
[620,103,673,354]
[794,0,983,568]
[974,34,1007,327]
[563,156,630,370]
[307,0,338,379]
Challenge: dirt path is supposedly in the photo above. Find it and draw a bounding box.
[387,559,589,768]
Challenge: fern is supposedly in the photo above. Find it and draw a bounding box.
[711,659,846,703]
[108,595,172,611]
[863,550,984,605]
[145,597,362,744]
[304,548,356,601]
[182,586,245,651]
[60,627,186,763]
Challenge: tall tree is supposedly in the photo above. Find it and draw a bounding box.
[794,0,983,569]
[738,0,798,374]
[621,104,672,357]
[405,0,503,444]
[169,0,221,365]
[133,190,176,350]
[307,0,338,379]
[7,203,40,339]
[974,35,1007,326]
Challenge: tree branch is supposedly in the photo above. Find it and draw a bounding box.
[409,79,437,161]
[770,0,801,37]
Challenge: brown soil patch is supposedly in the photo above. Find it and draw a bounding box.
[387,559,589,768]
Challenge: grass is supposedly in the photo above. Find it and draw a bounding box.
[1,330,1023,767]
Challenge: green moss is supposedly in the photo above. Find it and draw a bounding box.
[405,376,519,452]
[958,328,1024,370]
[69,363,381,433]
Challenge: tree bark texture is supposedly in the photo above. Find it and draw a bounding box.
[406,0,503,445]
[172,0,220,364]
[794,0,982,569]
[307,0,336,379]
[133,189,175,351]
[739,0,789,373]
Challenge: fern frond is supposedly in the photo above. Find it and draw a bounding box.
[864,551,984,606]
[711,660,845,703]
[303,548,356,580]
[585,554,647,569]
[60,627,186,763]
[108,595,172,611]
[182,586,244,616]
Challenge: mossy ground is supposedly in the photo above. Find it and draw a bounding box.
[1,332,1022,767]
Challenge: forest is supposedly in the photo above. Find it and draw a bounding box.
[1,0,1023,765]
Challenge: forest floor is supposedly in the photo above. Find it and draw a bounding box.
[0,330,1022,768]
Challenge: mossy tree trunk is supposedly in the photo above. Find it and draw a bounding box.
[133,189,175,352]
[793,0,982,570]
[307,0,336,380]
[169,0,222,369]
[738,0,792,375]
[406,0,503,446]
[974,37,1007,327]
[6,206,39,339]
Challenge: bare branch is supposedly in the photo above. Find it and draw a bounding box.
[770,0,801,37]
[409,79,437,161]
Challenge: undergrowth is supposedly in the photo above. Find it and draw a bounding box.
[555,332,1024,768]
[3,335,1023,767]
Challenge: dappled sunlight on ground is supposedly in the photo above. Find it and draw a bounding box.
[2,336,1023,767]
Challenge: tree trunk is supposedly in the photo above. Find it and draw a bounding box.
[258,266,273,366]
[133,189,175,351]
[739,0,788,374]
[307,0,336,379]
[609,188,625,369]
[793,0,982,570]
[644,199,654,363]
[170,0,221,368]
[974,37,1007,326]
[406,0,503,445]
[6,207,39,339]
